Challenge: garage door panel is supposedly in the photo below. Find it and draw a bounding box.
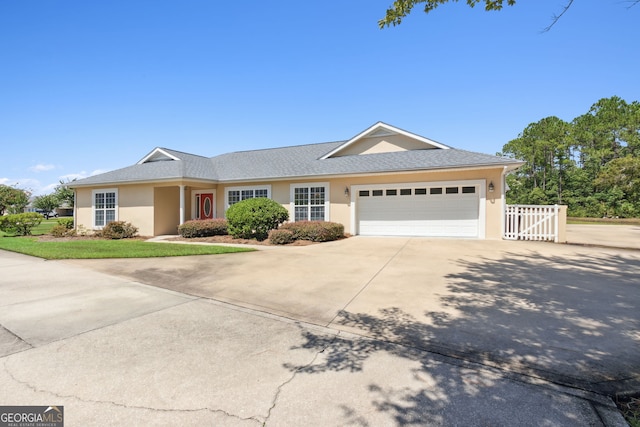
[359,219,478,237]
[357,184,480,237]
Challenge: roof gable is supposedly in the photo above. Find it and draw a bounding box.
[137,148,181,164]
[320,122,449,159]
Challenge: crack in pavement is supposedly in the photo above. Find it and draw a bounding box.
[262,330,341,426]
[0,359,264,425]
[327,238,411,328]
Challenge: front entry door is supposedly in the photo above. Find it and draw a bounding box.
[199,193,214,219]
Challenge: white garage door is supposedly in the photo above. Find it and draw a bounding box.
[357,184,480,237]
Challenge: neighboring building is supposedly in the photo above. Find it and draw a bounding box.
[69,122,524,238]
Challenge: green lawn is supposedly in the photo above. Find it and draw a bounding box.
[0,237,254,259]
[567,217,640,225]
[0,218,59,237]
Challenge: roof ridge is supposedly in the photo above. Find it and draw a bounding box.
[217,140,345,156]
[157,147,211,159]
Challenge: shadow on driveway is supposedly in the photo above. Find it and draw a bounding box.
[284,248,640,423]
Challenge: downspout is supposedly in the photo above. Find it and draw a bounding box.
[501,166,508,240]
[73,189,77,233]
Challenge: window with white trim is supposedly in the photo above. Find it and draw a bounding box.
[225,186,271,209]
[292,183,329,221]
[93,189,118,228]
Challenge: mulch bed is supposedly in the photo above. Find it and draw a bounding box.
[167,235,316,246]
[32,234,332,246]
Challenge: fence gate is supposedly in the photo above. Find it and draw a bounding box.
[504,205,560,242]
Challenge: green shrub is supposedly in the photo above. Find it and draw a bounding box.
[178,219,228,237]
[268,228,295,245]
[57,217,74,229]
[99,221,138,239]
[226,198,289,241]
[280,221,345,242]
[0,212,43,236]
[50,224,77,237]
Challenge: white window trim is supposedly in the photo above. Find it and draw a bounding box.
[289,182,330,222]
[350,180,485,238]
[192,189,217,220]
[92,188,118,230]
[224,185,272,211]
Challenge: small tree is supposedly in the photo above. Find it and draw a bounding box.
[226,198,289,241]
[0,185,30,215]
[54,180,75,206]
[33,194,60,215]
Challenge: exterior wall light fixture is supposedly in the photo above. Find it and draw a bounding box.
[488,181,495,193]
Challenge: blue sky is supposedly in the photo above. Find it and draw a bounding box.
[1,1,638,195]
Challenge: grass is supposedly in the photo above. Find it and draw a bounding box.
[567,217,640,225]
[32,218,59,235]
[617,395,640,427]
[0,218,59,237]
[0,237,254,259]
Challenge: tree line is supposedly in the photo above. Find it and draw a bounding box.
[0,182,74,216]
[500,96,640,217]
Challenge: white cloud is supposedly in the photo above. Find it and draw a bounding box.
[0,178,42,194]
[39,182,58,194]
[59,172,88,181]
[29,163,56,173]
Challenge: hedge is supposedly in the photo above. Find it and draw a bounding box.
[178,219,228,238]
[0,212,43,236]
[268,228,295,245]
[98,221,139,239]
[279,221,344,242]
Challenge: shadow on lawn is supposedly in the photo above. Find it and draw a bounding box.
[286,249,640,425]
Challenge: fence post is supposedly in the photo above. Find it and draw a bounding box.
[554,204,559,243]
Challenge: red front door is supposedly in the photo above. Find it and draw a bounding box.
[199,193,214,219]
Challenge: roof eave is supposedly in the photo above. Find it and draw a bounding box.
[215,162,525,184]
[69,177,218,188]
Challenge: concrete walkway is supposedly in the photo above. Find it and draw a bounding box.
[1,236,638,426]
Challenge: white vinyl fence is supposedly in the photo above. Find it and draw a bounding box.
[504,204,561,242]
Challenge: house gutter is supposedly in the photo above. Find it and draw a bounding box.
[214,162,527,185]
[67,162,526,188]
[73,188,77,233]
[501,166,508,240]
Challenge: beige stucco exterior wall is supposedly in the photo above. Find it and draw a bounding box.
[324,168,505,239]
[74,187,94,234]
[119,185,155,236]
[74,185,154,236]
[75,182,229,236]
[215,167,506,239]
[154,186,180,235]
[74,167,508,238]
[557,205,568,243]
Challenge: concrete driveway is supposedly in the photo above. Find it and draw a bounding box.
[1,236,638,426]
[567,223,640,250]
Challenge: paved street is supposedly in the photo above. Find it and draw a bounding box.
[1,234,638,426]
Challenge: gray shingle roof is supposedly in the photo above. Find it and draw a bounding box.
[210,142,520,181]
[71,148,216,186]
[71,140,522,187]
